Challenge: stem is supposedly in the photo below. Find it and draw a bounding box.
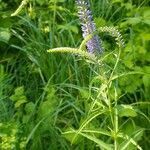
[114,94,118,150]
[51,0,57,47]
[108,48,121,87]
[113,70,120,150]
[108,48,121,150]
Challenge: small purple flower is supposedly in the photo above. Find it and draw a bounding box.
[76,0,103,53]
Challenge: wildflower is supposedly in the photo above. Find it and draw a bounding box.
[99,26,125,48]
[76,0,103,53]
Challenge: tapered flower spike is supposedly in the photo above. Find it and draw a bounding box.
[76,0,103,54]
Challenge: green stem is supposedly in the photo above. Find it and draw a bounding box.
[51,0,57,47]
[114,98,118,150]
[108,48,121,150]
[108,48,121,87]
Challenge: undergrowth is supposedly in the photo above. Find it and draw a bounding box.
[0,0,150,149]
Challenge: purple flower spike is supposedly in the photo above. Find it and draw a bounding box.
[76,0,103,53]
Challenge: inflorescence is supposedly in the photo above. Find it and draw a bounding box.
[76,0,103,54]
[99,26,125,48]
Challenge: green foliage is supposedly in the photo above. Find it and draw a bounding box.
[0,64,13,122]
[117,105,137,117]
[0,0,150,149]
[0,28,11,43]
[10,86,27,108]
[38,87,57,119]
[0,122,26,150]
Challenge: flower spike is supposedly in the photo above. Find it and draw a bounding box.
[76,0,103,53]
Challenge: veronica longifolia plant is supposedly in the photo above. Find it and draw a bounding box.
[76,0,103,54]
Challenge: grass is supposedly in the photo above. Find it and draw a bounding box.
[0,0,150,149]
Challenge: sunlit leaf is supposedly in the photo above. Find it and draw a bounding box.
[117,105,137,117]
[143,75,150,87]
[0,28,11,43]
[79,132,113,150]
[15,99,27,108]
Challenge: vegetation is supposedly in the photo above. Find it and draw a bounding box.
[0,0,150,149]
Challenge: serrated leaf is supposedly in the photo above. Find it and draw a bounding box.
[10,86,27,101]
[10,86,28,108]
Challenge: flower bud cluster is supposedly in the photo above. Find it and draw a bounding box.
[99,26,125,48]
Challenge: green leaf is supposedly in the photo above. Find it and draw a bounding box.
[117,105,137,117]
[142,8,150,18]
[35,0,46,5]
[142,19,150,25]
[142,8,150,25]
[23,115,30,123]
[63,128,113,149]
[0,28,11,42]
[63,128,82,144]
[10,86,26,101]
[79,132,113,150]
[127,17,141,25]
[38,87,57,118]
[120,17,141,27]
[79,89,90,99]
[143,75,150,87]
[94,17,106,26]
[15,99,27,108]
[143,66,150,73]
[10,86,27,108]
[119,129,143,150]
[69,25,78,34]
[140,33,150,41]
[57,24,78,33]
[25,102,35,113]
